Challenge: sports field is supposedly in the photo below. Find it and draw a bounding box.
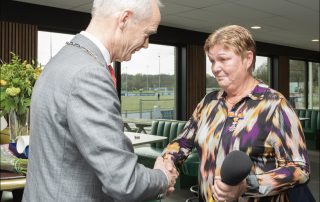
[121,95,174,113]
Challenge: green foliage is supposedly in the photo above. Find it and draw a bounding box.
[253,61,270,85]
[206,73,219,89]
[0,53,42,116]
[121,73,175,91]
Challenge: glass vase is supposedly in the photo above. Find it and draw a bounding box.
[9,109,29,143]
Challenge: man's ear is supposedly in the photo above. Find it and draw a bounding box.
[118,9,133,30]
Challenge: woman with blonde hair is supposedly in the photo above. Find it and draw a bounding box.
[162,25,310,202]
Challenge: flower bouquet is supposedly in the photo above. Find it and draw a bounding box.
[0,53,42,142]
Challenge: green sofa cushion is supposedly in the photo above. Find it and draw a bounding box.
[299,109,320,150]
[135,119,187,167]
[150,120,187,149]
[181,150,200,177]
[134,146,163,159]
[296,109,306,128]
[304,128,316,135]
[135,119,201,187]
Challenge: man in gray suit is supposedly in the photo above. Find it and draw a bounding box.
[22,0,178,201]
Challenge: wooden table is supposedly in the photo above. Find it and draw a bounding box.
[124,132,167,146]
[0,144,26,202]
[0,171,26,191]
[123,118,153,134]
[299,117,310,121]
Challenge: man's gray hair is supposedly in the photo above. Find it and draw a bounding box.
[92,0,162,20]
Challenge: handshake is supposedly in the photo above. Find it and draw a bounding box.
[153,155,179,194]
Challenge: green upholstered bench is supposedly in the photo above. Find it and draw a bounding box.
[181,150,200,202]
[296,109,320,150]
[134,119,199,191]
[181,151,200,177]
[134,119,187,168]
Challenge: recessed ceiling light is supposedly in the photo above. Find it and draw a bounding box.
[251,26,261,29]
[311,39,319,42]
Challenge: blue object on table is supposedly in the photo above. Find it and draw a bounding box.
[8,143,29,159]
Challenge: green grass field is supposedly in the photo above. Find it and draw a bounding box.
[121,95,175,112]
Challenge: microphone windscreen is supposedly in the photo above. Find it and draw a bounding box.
[220,150,253,186]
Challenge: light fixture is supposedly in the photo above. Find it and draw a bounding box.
[311,39,319,42]
[250,26,261,29]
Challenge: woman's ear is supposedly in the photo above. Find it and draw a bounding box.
[245,51,254,70]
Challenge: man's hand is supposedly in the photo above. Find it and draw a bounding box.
[211,176,247,202]
[154,156,179,194]
[163,155,179,193]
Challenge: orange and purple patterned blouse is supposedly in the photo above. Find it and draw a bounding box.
[162,83,310,202]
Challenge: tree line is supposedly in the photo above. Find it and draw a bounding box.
[121,74,175,91]
[121,62,278,91]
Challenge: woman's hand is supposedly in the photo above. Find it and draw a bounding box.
[154,155,179,194]
[212,176,247,202]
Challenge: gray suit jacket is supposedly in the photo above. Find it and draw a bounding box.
[22,34,167,202]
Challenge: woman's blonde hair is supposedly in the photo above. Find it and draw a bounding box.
[204,25,256,71]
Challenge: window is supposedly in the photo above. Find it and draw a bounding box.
[38,32,177,119]
[205,55,271,93]
[205,56,219,94]
[253,56,271,85]
[289,60,306,109]
[121,44,176,120]
[308,62,319,109]
[38,31,74,65]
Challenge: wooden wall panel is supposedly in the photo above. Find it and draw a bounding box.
[278,56,290,98]
[186,44,206,118]
[0,21,37,64]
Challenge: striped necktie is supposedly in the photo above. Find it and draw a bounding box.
[108,65,117,89]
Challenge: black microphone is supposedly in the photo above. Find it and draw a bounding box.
[220,150,253,186]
